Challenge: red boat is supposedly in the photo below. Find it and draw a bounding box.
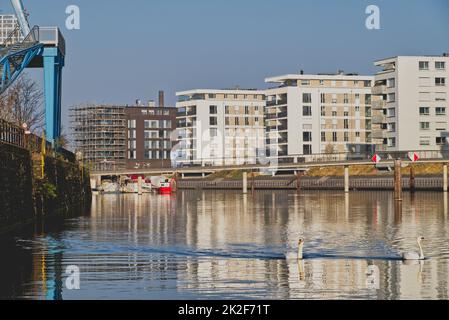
[158,181,172,194]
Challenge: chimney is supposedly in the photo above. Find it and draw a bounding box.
[158,90,165,108]
[300,70,304,75]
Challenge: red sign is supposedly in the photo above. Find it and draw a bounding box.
[408,152,419,162]
[371,154,382,164]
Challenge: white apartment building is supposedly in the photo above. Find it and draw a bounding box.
[0,14,21,44]
[265,73,375,161]
[175,89,266,166]
[373,55,449,152]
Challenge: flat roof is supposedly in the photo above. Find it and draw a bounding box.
[265,74,374,83]
[176,89,265,96]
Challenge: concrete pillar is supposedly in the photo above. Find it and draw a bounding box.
[138,176,143,195]
[243,172,248,194]
[444,163,448,192]
[394,159,402,201]
[344,166,349,193]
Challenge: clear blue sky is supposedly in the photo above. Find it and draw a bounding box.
[7,0,449,129]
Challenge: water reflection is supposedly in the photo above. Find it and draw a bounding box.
[1,191,449,300]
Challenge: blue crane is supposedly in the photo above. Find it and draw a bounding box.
[1,0,65,143]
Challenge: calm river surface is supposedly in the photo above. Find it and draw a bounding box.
[1,190,449,300]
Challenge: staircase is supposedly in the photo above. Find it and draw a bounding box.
[0,25,44,95]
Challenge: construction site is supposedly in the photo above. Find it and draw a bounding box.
[70,105,127,171]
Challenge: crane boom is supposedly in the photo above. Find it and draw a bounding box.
[10,0,30,37]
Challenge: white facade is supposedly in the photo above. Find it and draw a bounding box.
[373,55,449,152]
[175,89,266,166]
[0,14,20,44]
[265,74,375,160]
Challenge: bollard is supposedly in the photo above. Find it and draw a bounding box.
[243,172,248,194]
[344,166,349,193]
[394,159,402,201]
[444,163,448,193]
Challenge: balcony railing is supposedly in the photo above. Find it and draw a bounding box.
[372,85,387,95]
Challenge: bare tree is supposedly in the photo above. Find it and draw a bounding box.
[0,74,44,133]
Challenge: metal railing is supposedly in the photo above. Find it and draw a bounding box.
[39,27,66,55]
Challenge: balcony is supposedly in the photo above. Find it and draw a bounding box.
[372,100,386,110]
[372,115,386,124]
[372,85,386,95]
[372,130,388,139]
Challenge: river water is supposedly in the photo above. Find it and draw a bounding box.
[1,190,449,300]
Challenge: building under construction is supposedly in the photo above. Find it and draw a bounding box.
[70,105,127,171]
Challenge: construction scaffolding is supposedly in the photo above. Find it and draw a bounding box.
[70,104,127,172]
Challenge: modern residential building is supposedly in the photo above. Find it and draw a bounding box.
[373,54,449,152]
[0,14,21,44]
[265,72,375,161]
[71,92,176,171]
[125,95,176,169]
[71,105,127,171]
[175,89,266,166]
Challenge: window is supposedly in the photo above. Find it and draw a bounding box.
[436,107,446,116]
[210,128,218,137]
[245,106,250,114]
[225,106,230,114]
[145,120,159,129]
[355,106,360,112]
[420,122,430,130]
[420,138,431,146]
[210,117,217,126]
[144,130,158,139]
[321,132,326,142]
[303,106,312,116]
[388,123,396,132]
[303,145,312,155]
[128,130,136,139]
[387,93,396,102]
[419,61,429,70]
[365,94,372,105]
[303,132,312,142]
[356,132,361,138]
[209,105,217,114]
[332,111,337,117]
[436,92,447,101]
[344,94,349,104]
[436,61,446,70]
[387,78,396,88]
[321,93,326,103]
[419,92,431,101]
[364,80,372,88]
[301,80,310,86]
[388,138,396,148]
[344,111,349,117]
[303,93,312,103]
[436,122,447,131]
[208,94,216,99]
[419,77,431,87]
[332,132,338,142]
[437,137,447,145]
[245,118,250,126]
[128,120,136,129]
[235,117,239,126]
[344,119,349,129]
[321,106,326,116]
[420,107,430,115]
[387,108,396,117]
[436,77,446,86]
[344,132,349,142]
[320,80,324,86]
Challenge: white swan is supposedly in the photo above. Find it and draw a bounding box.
[402,236,425,260]
[297,238,305,260]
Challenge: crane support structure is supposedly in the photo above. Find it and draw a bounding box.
[1,0,65,143]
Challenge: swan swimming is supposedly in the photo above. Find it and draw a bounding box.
[297,237,305,260]
[402,236,425,261]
